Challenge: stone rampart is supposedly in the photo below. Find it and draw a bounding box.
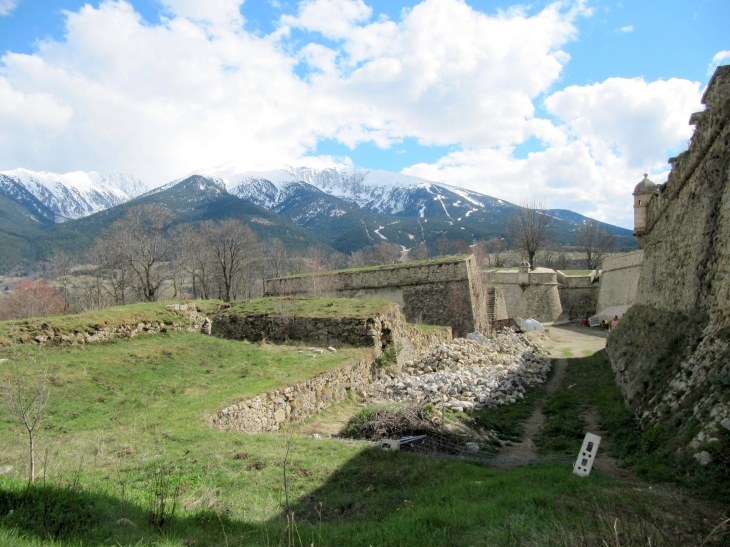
[264,256,488,337]
[210,304,451,432]
[483,268,564,323]
[607,65,730,465]
[556,272,599,320]
[596,250,643,314]
[211,305,451,366]
[211,356,381,432]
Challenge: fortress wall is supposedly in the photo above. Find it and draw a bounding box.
[487,269,563,323]
[596,250,643,313]
[607,66,730,461]
[264,256,488,337]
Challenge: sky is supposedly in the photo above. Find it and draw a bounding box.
[0,0,728,228]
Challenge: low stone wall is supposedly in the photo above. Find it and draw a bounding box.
[211,356,380,432]
[9,305,207,347]
[263,256,488,337]
[596,250,643,314]
[211,307,452,366]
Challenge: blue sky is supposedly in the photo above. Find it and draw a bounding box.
[0,0,727,226]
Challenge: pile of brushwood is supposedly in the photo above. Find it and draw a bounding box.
[341,402,494,445]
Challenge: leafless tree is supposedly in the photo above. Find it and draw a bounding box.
[435,237,451,257]
[1,353,51,484]
[575,219,617,270]
[110,205,175,301]
[49,252,73,312]
[202,219,259,302]
[348,250,368,268]
[486,237,508,268]
[374,242,402,265]
[408,242,429,262]
[264,238,289,279]
[507,200,555,270]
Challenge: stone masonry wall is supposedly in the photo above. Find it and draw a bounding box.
[596,251,643,313]
[483,269,563,323]
[211,306,452,366]
[211,357,381,432]
[210,305,451,432]
[607,65,730,466]
[264,256,488,337]
[556,273,599,320]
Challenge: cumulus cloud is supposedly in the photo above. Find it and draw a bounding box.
[0,0,19,17]
[614,25,633,33]
[0,0,704,227]
[708,50,730,75]
[405,76,702,225]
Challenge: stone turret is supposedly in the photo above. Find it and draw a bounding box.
[632,173,656,241]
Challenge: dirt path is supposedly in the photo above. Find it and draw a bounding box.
[495,325,608,466]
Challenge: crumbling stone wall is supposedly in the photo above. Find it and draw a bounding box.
[211,306,451,366]
[212,356,381,432]
[596,251,643,313]
[264,256,488,337]
[210,305,451,432]
[607,65,730,464]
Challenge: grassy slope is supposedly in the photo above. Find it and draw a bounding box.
[0,301,228,345]
[223,296,397,318]
[0,320,726,546]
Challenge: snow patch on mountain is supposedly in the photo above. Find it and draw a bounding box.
[0,168,148,222]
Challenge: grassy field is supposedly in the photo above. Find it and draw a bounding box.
[223,297,397,319]
[0,309,727,546]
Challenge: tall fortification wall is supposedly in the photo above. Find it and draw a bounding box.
[596,250,643,314]
[607,65,730,467]
[264,256,488,337]
[483,268,598,322]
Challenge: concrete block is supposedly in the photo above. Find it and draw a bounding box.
[573,432,601,477]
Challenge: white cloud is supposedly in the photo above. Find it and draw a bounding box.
[282,0,372,38]
[405,76,702,226]
[708,50,730,75]
[159,0,244,27]
[614,25,632,33]
[0,0,19,17]
[0,0,703,228]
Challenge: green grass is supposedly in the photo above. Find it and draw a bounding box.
[535,350,730,502]
[273,255,469,279]
[0,327,726,545]
[0,301,226,346]
[223,296,397,318]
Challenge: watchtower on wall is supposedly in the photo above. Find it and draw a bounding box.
[632,173,657,241]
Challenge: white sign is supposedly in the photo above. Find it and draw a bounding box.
[573,433,601,477]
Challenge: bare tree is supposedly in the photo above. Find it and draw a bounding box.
[264,238,289,279]
[49,252,73,312]
[1,354,51,483]
[0,280,64,320]
[374,242,402,265]
[202,219,259,302]
[348,250,368,268]
[575,220,617,270]
[435,237,451,257]
[408,242,429,262]
[486,237,508,268]
[507,200,554,270]
[110,205,175,301]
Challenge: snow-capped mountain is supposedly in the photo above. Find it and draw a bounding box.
[0,168,148,223]
[184,164,511,222]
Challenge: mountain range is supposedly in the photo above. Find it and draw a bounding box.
[0,165,637,273]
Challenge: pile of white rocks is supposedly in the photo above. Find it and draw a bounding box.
[363,330,551,412]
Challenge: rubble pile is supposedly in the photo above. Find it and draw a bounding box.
[363,330,551,411]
